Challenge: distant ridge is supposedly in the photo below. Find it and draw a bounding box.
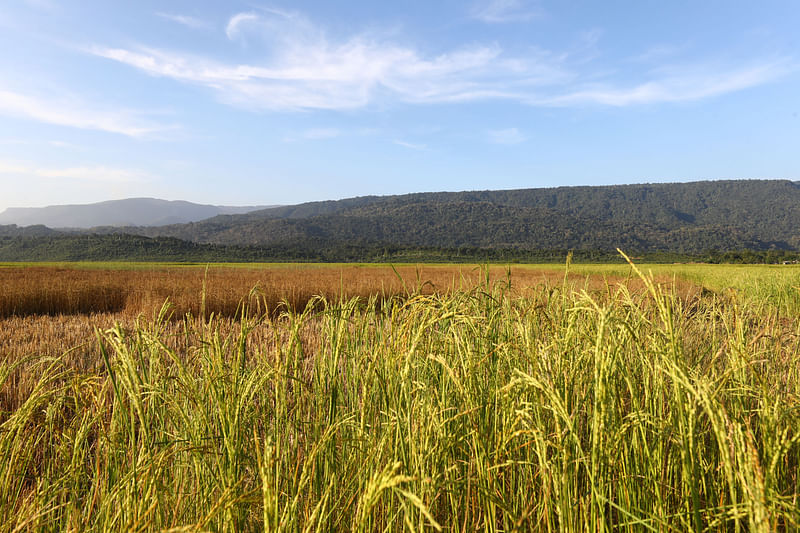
[0,198,276,229]
[3,180,800,261]
[119,179,800,253]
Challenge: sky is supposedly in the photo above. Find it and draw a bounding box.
[0,0,798,211]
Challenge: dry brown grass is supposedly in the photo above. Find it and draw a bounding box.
[0,264,704,367]
[0,265,702,357]
[0,264,702,319]
[0,264,703,409]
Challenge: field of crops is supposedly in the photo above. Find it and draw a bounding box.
[0,258,799,531]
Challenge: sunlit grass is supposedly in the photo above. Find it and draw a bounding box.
[0,259,798,530]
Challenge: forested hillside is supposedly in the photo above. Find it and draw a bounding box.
[0,224,60,237]
[3,180,799,261]
[111,180,800,253]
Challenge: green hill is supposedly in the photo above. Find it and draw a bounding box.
[3,180,799,261]
[118,180,800,253]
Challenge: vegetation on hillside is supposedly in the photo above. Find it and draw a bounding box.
[0,224,59,237]
[117,179,800,253]
[4,180,800,262]
[3,233,800,263]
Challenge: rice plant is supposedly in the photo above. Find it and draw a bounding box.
[0,259,797,530]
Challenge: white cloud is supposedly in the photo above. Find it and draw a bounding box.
[48,140,81,149]
[0,138,82,149]
[226,12,260,40]
[301,128,341,140]
[629,44,684,64]
[470,0,540,23]
[86,9,793,112]
[0,161,151,184]
[488,128,526,144]
[0,88,174,138]
[0,161,160,212]
[393,140,427,150]
[541,60,792,106]
[88,9,569,112]
[225,8,319,44]
[156,12,210,30]
[283,127,342,142]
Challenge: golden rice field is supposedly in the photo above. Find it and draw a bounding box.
[0,258,798,531]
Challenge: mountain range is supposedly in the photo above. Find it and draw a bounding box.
[1,180,798,261]
[109,179,800,252]
[0,198,273,228]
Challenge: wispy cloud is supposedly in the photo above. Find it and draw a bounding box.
[284,127,342,142]
[488,127,526,144]
[156,12,210,30]
[541,60,792,106]
[225,12,260,40]
[0,160,157,212]
[0,138,83,149]
[88,9,569,111]
[226,7,316,43]
[302,128,341,140]
[470,0,540,23]
[48,140,82,149]
[629,44,684,64]
[0,88,175,138]
[0,160,151,184]
[86,9,793,112]
[393,140,427,150]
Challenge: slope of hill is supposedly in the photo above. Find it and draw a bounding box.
[0,198,274,228]
[3,180,799,261]
[116,180,800,254]
[0,224,60,237]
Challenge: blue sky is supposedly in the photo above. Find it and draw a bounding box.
[0,0,798,211]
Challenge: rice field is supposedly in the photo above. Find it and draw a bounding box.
[0,257,798,531]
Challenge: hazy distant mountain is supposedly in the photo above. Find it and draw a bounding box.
[0,198,276,228]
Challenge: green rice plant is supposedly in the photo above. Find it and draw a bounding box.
[0,258,798,531]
